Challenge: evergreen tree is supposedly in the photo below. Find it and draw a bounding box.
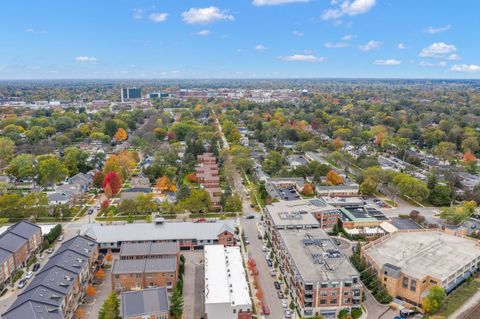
[98,292,121,319]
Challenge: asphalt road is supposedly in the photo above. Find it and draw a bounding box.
[241,216,286,318]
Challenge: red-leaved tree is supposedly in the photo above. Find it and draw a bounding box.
[102,172,122,196]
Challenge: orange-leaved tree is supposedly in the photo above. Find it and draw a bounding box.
[326,170,344,185]
[156,176,177,193]
[114,128,127,142]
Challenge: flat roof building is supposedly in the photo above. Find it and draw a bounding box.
[204,245,252,319]
[362,230,480,305]
[276,228,362,318]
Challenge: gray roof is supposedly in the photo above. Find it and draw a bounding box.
[122,187,151,193]
[0,248,13,265]
[120,242,179,258]
[81,221,236,244]
[121,287,169,318]
[113,257,177,274]
[8,221,41,239]
[0,232,27,252]
[47,192,70,202]
[2,235,97,319]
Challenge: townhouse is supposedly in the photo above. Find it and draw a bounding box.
[121,287,170,319]
[196,153,222,210]
[2,235,99,319]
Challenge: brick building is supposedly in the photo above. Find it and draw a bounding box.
[121,287,169,319]
[196,152,222,210]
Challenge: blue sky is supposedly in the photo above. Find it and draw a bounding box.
[0,0,479,79]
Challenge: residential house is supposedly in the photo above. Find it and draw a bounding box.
[120,187,152,201]
[68,172,93,193]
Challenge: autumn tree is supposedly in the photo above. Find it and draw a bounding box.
[156,176,177,193]
[114,128,127,142]
[103,172,122,196]
[326,170,344,185]
[186,173,197,183]
[92,171,105,188]
[302,183,315,196]
[463,150,476,162]
[332,137,343,149]
[85,285,96,299]
[75,308,85,318]
[95,269,105,281]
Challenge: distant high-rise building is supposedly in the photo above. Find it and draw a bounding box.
[121,88,141,102]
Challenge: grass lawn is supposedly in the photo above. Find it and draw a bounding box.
[431,277,480,318]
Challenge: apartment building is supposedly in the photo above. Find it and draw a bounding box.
[265,198,339,232]
[0,221,42,288]
[362,230,480,305]
[121,287,169,319]
[119,242,180,261]
[205,245,252,319]
[275,229,362,318]
[196,152,222,210]
[112,257,177,291]
[3,235,99,319]
[81,220,237,251]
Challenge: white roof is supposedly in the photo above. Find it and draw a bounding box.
[80,221,236,243]
[204,245,251,308]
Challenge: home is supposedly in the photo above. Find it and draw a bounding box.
[130,176,151,189]
[121,287,170,319]
[120,187,151,201]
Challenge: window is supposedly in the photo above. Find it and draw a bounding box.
[344,298,350,304]
[321,290,327,296]
[410,280,416,292]
[136,274,141,278]
[402,277,409,289]
[330,299,337,304]
[320,299,327,305]
[331,290,337,296]
[114,274,119,279]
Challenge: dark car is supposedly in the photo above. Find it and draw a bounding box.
[400,309,417,317]
[245,215,255,219]
[274,281,281,290]
[277,291,284,299]
[267,260,273,267]
[32,263,41,272]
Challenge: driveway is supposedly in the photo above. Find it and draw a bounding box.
[183,251,205,319]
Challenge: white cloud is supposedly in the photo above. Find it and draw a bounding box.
[293,30,304,37]
[451,64,480,72]
[419,61,447,67]
[342,34,355,40]
[447,54,461,61]
[419,42,456,58]
[182,7,234,24]
[397,43,406,49]
[196,30,211,36]
[425,24,451,34]
[359,40,381,51]
[252,0,309,6]
[373,59,401,66]
[148,12,168,23]
[325,42,349,48]
[24,28,47,34]
[74,56,97,63]
[255,44,267,51]
[278,54,325,62]
[322,0,376,20]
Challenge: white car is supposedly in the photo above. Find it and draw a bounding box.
[25,271,33,279]
[270,269,276,277]
[281,300,288,308]
[58,235,63,241]
[261,246,267,252]
[284,309,292,318]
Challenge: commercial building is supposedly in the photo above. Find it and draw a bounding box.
[80,220,237,251]
[112,257,178,291]
[121,287,169,319]
[362,230,480,305]
[204,245,252,319]
[339,206,389,230]
[265,199,339,232]
[275,229,362,318]
[121,88,141,102]
[196,153,222,210]
[0,221,42,288]
[3,235,99,319]
[316,183,359,197]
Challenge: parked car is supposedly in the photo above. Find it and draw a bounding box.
[18,279,27,289]
[284,309,292,318]
[57,235,63,241]
[32,263,41,272]
[258,233,263,240]
[245,215,255,219]
[270,269,276,276]
[274,281,281,290]
[277,291,284,299]
[46,248,54,254]
[262,305,270,315]
[261,246,267,252]
[400,309,417,317]
[25,271,33,279]
[281,299,288,308]
[267,260,273,267]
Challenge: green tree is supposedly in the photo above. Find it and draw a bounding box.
[429,184,452,206]
[38,157,68,186]
[98,292,121,319]
[6,154,36,181]
[63,147,89,175]
[223,195,242,212]
[0,137,15,167]
[434,141,456,165]
[262,151,284,176]
[422,286,446,314]
[360,177,377,195]
[170,285,184,319]
[178,189,212,213]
